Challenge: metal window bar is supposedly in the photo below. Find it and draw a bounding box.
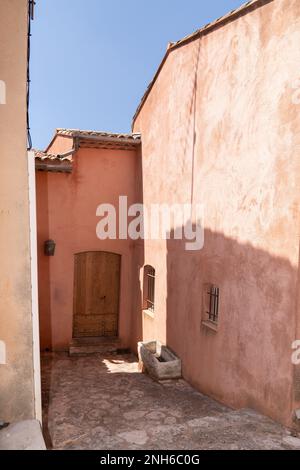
[207,286,219,323]
[146,268,155,312]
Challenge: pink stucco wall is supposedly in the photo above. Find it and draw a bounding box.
[36,141,138,351]
[133,0,300,426]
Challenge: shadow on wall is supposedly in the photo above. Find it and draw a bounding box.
[130,143,145,352]
[166,226,300,426]
[36,172,52,351]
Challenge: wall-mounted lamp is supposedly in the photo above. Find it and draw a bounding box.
[44,240,56,256]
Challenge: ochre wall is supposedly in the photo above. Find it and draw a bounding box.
[36,144,138,351]
[133,0,300,426]
[0,0,35,421]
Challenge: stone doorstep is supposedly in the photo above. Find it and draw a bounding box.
[0,420,46,450]
[69,337,128,356]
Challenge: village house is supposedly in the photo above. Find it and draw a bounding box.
[0,0,41,428]
[35,129,141,353]
[34,0,300,432]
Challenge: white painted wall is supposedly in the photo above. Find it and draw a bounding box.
[28,151,42,423]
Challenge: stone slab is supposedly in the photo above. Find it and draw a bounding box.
[0,420,46,450]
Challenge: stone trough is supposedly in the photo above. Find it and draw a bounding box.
[138,340,181,381]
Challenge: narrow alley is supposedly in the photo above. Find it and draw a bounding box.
[42,353,300,450]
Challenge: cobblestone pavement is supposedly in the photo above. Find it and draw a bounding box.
[42,353,300,450]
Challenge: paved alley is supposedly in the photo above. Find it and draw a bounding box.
[42,353,300,450]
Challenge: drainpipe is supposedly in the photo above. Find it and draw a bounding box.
[27,1,36,150]
[56,140,79,160]
[57,149,76,159]
[57,137,79,159]
[35,140,79,173]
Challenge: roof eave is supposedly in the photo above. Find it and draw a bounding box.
[35,161,73,173]
[76,133,141,147]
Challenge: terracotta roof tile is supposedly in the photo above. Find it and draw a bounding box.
[34,149,73,162]
[56,128,141,142]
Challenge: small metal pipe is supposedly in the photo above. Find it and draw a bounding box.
[57,147,77,159]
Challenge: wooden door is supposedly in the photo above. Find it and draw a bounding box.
[73,252,121,338]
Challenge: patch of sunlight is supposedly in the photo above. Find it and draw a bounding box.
[102,358,139,374]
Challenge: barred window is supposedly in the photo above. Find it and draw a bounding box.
[203,284,220,326]
[144,266,155,312]
[207,285,219,323]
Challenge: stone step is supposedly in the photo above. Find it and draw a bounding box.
[69,337,128,356]
[0,420,46,450]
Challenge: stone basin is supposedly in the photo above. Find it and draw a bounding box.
[138,340,182,380]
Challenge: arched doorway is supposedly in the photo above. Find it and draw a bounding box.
[72,251,121,338]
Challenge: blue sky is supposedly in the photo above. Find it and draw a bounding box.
[30,0,245,149]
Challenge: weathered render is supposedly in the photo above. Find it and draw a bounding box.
[0,0,36,422]
[132,0,300,426]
